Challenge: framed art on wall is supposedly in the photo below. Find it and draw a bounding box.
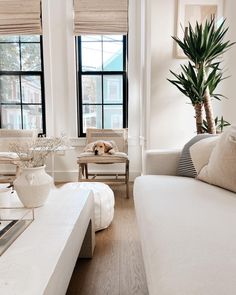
[176,0,224,58]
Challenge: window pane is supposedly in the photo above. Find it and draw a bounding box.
[0,44,20,71]
[0,75,20,103]
[0,35,44,133]
[103,42,123,71]
[82,75,102,103]
[0,36,19,42]
[21,43,41,71]
[20,35,40,42]
[81,42,102,71]
[23,105,42,132]
[83,105,102,133]
[78,35,127,135]
[104,75,123,103]
[1,105,22,129]
[81,35,102,42]
[103,35,123,41]
[22,76,41,103]
[104,105,123,129]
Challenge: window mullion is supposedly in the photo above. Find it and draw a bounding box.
[18,75,23,129]
[101,37,104,129]
[77,37,84,136]
[123,36,128,127]
[19,38,22,71]
[101,74,104,129]
[18,39,24,129]
[39,36,46,135]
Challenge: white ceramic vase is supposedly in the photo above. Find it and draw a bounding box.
[14,165,53,208]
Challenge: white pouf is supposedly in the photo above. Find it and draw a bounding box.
[61,182,115,231]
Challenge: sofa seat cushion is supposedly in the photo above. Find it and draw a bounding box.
[134,175,236,295]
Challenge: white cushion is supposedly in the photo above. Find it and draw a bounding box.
[198,126,236,192]
[0,152,18,159]
[78,152,128,159]
[61,182,115,231]
[190,136,218,174]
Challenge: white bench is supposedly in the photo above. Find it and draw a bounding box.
[0,188,95,295]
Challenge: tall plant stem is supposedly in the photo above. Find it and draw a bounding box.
[194,103,204,134]
[202,65,217,134]
[203,87,217,134]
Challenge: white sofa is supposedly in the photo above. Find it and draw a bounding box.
[134,149,236,295]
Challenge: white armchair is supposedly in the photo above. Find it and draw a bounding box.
[77,128,129,198]
[0,129,37,183]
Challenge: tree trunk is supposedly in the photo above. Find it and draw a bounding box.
[194,103,203,134]
[203,87,216,134]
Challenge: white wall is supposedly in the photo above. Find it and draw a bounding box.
[149,0,196,149]
[220,0,236,125]
[148,0,236,149]
[41,0,142,181]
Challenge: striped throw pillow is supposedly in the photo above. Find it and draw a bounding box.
[177,134,216,178]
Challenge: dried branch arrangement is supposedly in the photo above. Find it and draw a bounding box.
[9,137,66,168]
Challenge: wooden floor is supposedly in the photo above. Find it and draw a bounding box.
[66,184,149,295]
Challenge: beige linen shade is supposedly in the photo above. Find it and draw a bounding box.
[0,0,42,35]
[74,0,128,35]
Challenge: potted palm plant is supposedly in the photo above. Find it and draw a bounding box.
[168,18,235,134]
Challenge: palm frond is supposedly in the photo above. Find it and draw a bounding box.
[173,18,235,65]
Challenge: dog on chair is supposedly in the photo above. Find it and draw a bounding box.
[84,140,118,155]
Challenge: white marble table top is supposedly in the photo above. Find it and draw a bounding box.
[0,187,94,295]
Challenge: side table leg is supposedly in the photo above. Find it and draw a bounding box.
[85,164,88,179]
[79,219,95,258]
[78,164,83,181]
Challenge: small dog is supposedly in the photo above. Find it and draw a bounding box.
[84,140,118,155]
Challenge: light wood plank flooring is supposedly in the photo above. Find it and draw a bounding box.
[66,184,149,295]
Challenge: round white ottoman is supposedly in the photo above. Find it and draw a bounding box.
[61,182,115,231]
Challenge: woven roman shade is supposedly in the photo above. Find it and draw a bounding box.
[0,0,42,35]
[74,0,128,35]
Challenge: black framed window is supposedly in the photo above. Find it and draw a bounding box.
[0,35,45,134]
[76,35,128,137]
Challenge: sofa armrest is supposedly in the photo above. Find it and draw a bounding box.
[144,149,181,176]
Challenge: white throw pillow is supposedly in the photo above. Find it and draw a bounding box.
[190,136,219,174]
[198,126,236,193]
